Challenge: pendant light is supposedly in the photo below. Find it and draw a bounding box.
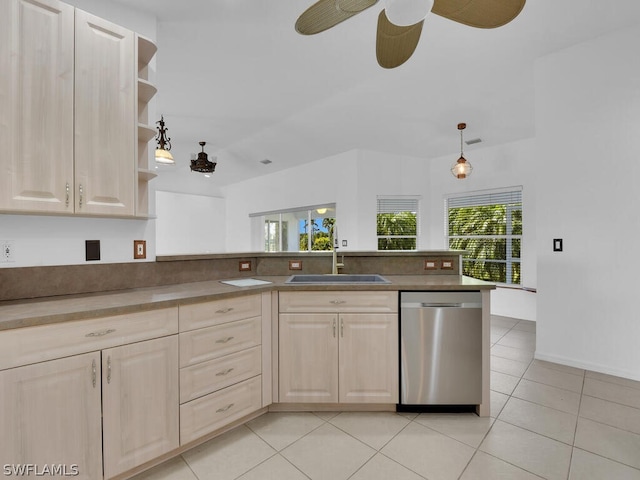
[190,141,217,174]
[154,115,174,164]
[451,122,473,179]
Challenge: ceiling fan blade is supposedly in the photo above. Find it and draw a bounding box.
[296,0,379,35]
[376,10,424,69]
[431,0,525,28]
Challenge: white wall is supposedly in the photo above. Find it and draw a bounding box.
[535,25,640,380]
[0,215,153,267]
[426,138,538,289]
[223,140,538,323]
[224,150,359,253]
[156,191,226,255]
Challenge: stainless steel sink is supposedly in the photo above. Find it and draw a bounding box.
[285,274,391,284]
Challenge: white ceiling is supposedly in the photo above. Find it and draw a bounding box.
[113,0,640,187]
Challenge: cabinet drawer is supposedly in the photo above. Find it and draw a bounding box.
[180,346,262,403]
[180,376,262,445]
[179,316,261,368]
[0,307,179,370]
[179,294,261,332]
[279,291,397,313]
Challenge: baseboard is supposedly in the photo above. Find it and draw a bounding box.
[534,351,640,382]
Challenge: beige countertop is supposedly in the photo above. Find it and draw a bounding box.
[0,275,494,331]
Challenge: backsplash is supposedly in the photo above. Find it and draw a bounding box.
[0,251,461,302]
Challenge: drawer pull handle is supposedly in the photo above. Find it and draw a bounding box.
[330,300,346,305]
[91,359,97,388]
[216,403,234,413]
[86,328,116,338]
[65,182,70,208]
[216,336,235,344]
[216,368,235,377]
[107,356,112,384]
[215,307,234,314]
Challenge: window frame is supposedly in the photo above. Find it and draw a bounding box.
[445,187,522,285]
[376,195,421,251]
[251,203,336,253]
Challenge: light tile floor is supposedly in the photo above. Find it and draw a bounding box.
[133,316,640,480]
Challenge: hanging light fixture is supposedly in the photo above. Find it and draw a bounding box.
[190,141,217,174]
[451,122,473,179]
[154,115,174,164]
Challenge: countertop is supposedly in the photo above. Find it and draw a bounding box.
[0,275,494,331]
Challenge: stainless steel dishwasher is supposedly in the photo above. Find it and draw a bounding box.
[398,291,482,411]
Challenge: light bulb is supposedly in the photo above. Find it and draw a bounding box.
[384,0,434,26]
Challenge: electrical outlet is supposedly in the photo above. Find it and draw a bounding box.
[2,241,15,262]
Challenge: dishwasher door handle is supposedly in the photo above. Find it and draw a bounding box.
[419,303,463,308]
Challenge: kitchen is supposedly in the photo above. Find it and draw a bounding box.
[1,0,640,479]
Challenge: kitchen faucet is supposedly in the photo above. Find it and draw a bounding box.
[332,226,344,274]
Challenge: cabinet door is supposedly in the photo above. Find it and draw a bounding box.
[102,336,179,479]
[279,313,338,403]
[0,0,74,213]
[339,314,399,404]
[0,352,102,480]
[74,9,135,216]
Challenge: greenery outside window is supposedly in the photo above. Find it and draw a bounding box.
[446,188,522,285]
[253,204,336,252]
[377,196,420,250]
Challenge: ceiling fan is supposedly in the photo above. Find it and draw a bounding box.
[295,0,526,69]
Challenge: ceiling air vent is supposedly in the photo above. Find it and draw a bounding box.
[260,159,272,165]
[465,138,482,145]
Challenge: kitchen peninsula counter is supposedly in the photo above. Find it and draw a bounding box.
[0,274,494,331]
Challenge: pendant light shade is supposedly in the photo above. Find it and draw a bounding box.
[154,115,174,164]
[190,141,217,174]
[451,122,473,179]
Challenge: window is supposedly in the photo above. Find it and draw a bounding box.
[377,196,420,250]
[446,188,522,285]
[252,204,336,252]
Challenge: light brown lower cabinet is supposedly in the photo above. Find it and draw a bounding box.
[0,335,179,480]
[102,336,179,479]
[279,313,398,404]
[0,352,103,480]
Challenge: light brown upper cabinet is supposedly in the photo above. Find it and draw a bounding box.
[74,9,135,216]
[0,0,156,217]
[0,0,75,213]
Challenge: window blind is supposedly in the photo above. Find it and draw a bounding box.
[377,196,420,214]
[446,189,522,209]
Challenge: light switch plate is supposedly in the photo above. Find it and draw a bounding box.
[553,238,563,252]
[289,260,302,270]
[424,259,437,270]
[85,240,100,261]
[239,261,252,271]
[134,240,146,259]
[441,258,454,270]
